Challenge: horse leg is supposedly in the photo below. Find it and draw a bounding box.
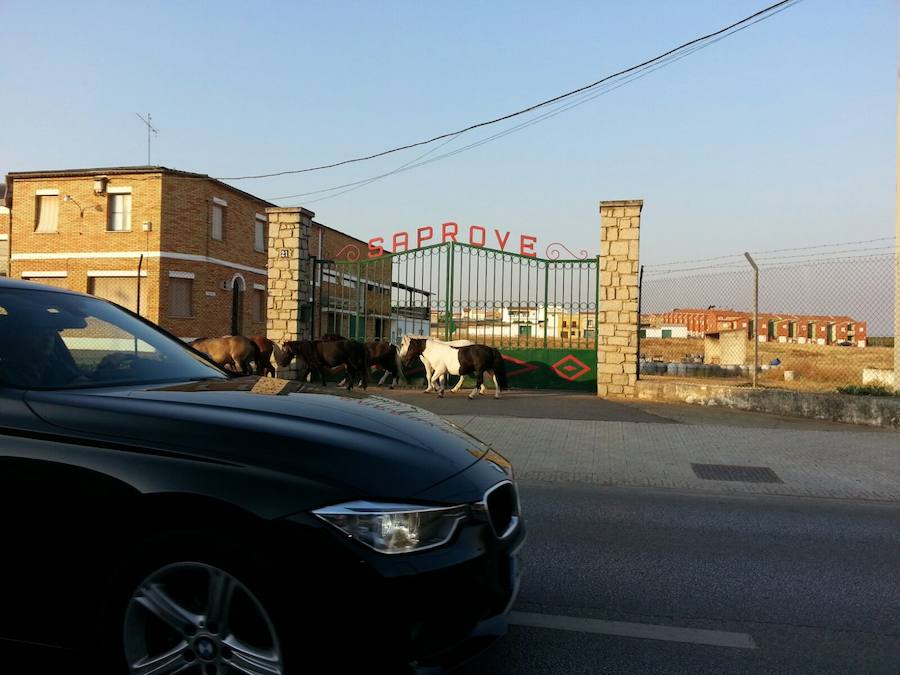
[468,370,484,400]
[451,375,465,393]
[432,370,445,398]
[421,356,433,393]
[492,371,500,399]
[377,368,391,387]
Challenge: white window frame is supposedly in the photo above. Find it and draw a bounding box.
[35,190,60,233]
[254,214,266,252]
[211,203,224,241]
[107,188,133,232]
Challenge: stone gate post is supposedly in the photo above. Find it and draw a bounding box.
[266,207,313,377]
[597,199,642,397]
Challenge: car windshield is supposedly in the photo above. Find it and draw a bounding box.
[0,287,228,390]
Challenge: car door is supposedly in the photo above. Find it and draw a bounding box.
[0,385,138,649]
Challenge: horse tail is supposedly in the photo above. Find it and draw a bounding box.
[492,348,508,390]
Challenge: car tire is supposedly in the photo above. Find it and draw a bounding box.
[100,531,300,675]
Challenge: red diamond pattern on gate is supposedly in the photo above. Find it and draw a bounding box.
[502,353,539,379]
[551,354,591,381]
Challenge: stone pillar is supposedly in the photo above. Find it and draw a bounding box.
[266,207,313,377]
[597,199,642,397]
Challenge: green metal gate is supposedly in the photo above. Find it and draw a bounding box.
[312,242,599,390]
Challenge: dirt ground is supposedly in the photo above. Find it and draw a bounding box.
[640,337,893,392]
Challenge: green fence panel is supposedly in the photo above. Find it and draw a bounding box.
[313,242,598,391]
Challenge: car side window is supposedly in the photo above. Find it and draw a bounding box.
[61,317,163,377]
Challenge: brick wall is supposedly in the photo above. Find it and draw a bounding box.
[309,222,393,339]
[8,173,163,321]
[159,174,270,338]
[7,170,272,339]
[0,206,9,276]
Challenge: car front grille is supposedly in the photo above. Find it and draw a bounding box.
[484,481,519,539]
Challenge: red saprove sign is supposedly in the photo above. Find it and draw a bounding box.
[368,222,537,258]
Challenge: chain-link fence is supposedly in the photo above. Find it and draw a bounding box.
[639,240,897,393]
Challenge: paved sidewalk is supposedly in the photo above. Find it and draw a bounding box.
[447,415,900,501]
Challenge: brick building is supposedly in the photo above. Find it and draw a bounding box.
[5,166,274,338]
[306,224,421,341]
[643,308,868,347]
[0,186,9,277]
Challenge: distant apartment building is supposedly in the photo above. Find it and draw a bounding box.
[642,308,868,347]
[5,166,274,338]
[429,305,598,343]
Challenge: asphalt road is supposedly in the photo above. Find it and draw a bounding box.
[378,388,889,432]
[458,482,900,675]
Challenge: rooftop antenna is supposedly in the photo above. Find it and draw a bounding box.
[135,113,159,165]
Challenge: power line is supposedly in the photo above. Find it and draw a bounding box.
[647,236,897,269]
[644,251,896,279]
[219,0,799,181]
[268,4,796,204]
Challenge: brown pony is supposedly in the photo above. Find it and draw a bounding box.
[191,336,259,375]
[248,335,280,377]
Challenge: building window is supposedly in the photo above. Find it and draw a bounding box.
[255,217,266,252]
[252,289,265,322]
[169,278,193,317]
[107,193,132,231]
[211,204,224,240]
[35,194,59,233]
[88,276,146,313]
[562,320,567,327]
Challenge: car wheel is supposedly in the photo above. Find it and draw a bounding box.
[122,561,284,675]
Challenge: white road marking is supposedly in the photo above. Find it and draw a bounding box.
[508,611,757,649]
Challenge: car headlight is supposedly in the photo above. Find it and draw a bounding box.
[312,501,468,554]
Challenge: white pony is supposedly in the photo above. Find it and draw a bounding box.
[399,336,506,399]
[400,336,491,394]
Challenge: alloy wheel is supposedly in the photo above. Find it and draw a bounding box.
[123,561,283,675]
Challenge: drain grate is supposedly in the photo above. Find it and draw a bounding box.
[691,463,782,484]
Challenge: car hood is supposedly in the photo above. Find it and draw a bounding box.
[25,377,490,498]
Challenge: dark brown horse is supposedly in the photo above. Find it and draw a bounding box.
[191,336,259,375]
[277,339,369,390]
[339,341,405,389]
[248,335,279,377]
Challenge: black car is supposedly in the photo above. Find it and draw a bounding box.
[0,278,523,674]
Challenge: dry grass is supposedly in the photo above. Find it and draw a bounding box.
[640,337,893,392]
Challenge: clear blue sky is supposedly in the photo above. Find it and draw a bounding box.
[1,0,896,264]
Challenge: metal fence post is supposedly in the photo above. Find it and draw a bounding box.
[636,264,643,381]
[445,244,454,340]
[543,262,549,350]
[310,257,317,339]
[744,252,759,387]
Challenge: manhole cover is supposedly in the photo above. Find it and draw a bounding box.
[691,463,782,483]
